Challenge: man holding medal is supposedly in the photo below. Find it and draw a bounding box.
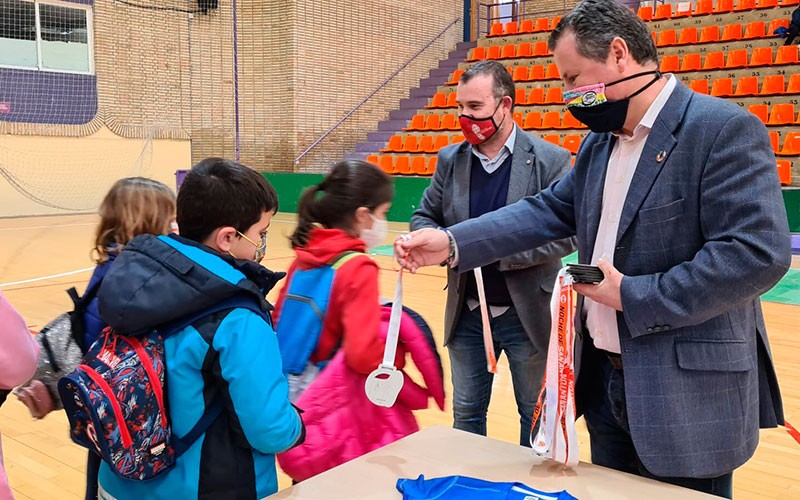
[396,1,791,497]
[410,60,576,447]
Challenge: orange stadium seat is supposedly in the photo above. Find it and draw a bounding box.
[523,111,542,130]
[657,29,678,46]
[441,113,459,131]
[532,41,549,57]
[426,92,447,108]
[489,23,504,37]
[517,42,533,58]
[776,160,792,185]
[679,53,702,72]
[699,26,720,43]
[501,44,516,59]
[515,88,528,104]
[749,47,774,67]
[541,111,561,129]
[694,0,714,15]
[637,5,654,20]
[381,135,403,153]
[733,76,759,96]
[426,156,438,175]
[400,135,419,153]
[562,110,585,129]
[544,87,563,104]
[468,46,487,62]
[446,92,458,107]
[735,0,757,11]
[703,51,726,69]
[545,64,560,80]
[433,135,450,152]
[725,49,748,68]
[411,156,427,175]
[711,78,734,97]
[404,114,425,131]
[519,19,534,34]
[689,79,710,94]
[513,66,529,82]
[417,135,435,153]
[743,21,766,39]
[715,0,735,12]
[394,156,412,175]
[487,45,502,60]
[424,114,442,131]
[779,131,800,156]
[747,104,769,124]
[446,69,464,85]
[528,65,546,80]
[533,17,550,32]
[378,155,395,174]
[756,0,778,8]
[760,75,786,95]
[504,21,518,35]
[563,135,582,154]
[787,74,800,94]
[678,27,699,45]
[767,103,795,125]
[527,87,545,104]
[654,3,673,19]
[775,45,799,65]
[660,55,680,72]
[721,23,743,41]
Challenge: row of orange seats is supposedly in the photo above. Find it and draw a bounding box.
[486,17,561,37]
[747,103,800,126]
[405,112,460,130]
[692,74,800,97]
[381,133,464,153]
[428,85,565,110]
[769,131,800,156]
[513,110,586,131]
[662,46,799,73]
[448,63,561,85]
[638,0,796,21]
[467,41,551,62]
[655,20,788,46]
[367,155,438,176]
[777,159,793,185]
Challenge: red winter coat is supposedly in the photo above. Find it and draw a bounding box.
[277,306,445,482]
[273,228,402,374]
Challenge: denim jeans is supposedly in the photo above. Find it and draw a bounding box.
[448,305,544,447]
[583,358,734,499]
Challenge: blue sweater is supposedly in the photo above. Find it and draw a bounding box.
[397,475,577,500]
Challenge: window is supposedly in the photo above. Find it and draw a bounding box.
[0,0,93,73]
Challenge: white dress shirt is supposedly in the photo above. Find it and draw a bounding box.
[585,75,677,354]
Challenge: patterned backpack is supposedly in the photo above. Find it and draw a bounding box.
[58,295,269,481]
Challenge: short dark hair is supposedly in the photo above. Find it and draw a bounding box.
[177,157,279,243]
[549,0,658,66]
[291,160,393,248]
[459,60,516,107]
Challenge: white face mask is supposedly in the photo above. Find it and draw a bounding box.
[360,214,388,250]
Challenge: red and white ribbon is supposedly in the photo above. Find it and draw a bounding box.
[530,268,578,467]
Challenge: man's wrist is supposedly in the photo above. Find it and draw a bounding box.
[438,228,458,267]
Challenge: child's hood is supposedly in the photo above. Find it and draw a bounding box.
[294,228,367,269]
[98,234,284,336]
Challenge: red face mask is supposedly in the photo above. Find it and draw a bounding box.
[458,100,505,145]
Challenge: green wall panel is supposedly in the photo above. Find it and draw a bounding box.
[264,173,800,232]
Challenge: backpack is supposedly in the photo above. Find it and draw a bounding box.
[22,280,102,413]
[57,295,269,481]
[275,252,362,402]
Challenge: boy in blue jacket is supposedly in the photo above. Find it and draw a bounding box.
[96,158,304,499]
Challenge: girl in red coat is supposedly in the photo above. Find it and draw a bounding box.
[274,159,396,378]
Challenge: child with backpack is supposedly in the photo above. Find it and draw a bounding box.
[273,160,445,482]
[0,292,39,499]
[15,177,176,499]
[61,158,303,500]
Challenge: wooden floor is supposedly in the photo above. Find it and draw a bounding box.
[1,214,798,499]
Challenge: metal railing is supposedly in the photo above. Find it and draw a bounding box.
[294,16,462,166]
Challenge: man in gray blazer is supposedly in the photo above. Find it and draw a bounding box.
[397,1,790,498]
[411,60,576,447]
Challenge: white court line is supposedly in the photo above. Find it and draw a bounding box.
[0,222,96,232]
[0,267,94,288]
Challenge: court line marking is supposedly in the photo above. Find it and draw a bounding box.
[0,267,94,288]
[0,222,96,232]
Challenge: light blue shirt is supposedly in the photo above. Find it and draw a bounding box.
[470,125,517,174]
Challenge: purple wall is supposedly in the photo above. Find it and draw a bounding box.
[0,68,98,125]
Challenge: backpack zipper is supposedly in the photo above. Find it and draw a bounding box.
[78,364,134,448]
[123,337,169,430]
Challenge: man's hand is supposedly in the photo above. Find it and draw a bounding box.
[572,259,624,311]
[394,228,451,272]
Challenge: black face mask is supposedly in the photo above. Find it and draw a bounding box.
[564,71,661,133]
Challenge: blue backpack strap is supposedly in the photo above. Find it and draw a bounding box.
[156,294,268,457]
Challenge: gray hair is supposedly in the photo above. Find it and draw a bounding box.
[548,0,658,66]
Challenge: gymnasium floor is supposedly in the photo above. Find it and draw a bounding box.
[0,214,798,499]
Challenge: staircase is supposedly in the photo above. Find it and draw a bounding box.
[344,40,476,161]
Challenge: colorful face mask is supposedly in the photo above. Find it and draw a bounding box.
[563,71,661,133]
[458,100,505,145]
[232,231,267,263]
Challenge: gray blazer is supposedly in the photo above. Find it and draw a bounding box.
[445,82,791,478]
[411,127,577,355]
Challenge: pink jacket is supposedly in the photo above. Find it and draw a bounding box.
[278,307,445,482]
[0,291,39,500]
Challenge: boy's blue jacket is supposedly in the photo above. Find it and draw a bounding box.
[96,234,303,499]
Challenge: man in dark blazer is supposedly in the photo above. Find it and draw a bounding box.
[396,1,791,498]
[411,60,576,447]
